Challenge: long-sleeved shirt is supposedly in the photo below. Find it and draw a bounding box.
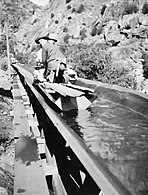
[42,42,66,70]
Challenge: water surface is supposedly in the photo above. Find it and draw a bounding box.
[62,97,148,195]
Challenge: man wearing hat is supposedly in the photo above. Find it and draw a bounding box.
[35,34,69,83]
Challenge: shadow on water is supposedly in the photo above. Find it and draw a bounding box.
[62,97,148,195]
[61,110,84,139]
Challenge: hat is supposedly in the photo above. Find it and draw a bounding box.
[35,34,57,44]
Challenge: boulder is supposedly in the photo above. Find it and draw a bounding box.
[0,187,8,195]
[120,14,139,29]
[107,46,133,61]
[139,15,148,26]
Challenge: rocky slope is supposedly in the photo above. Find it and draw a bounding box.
[14,0,148,93]
[0,95,14,195]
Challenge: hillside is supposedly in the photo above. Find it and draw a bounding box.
[12,0,148,93]
[0,0,40,58]
[1,0,148,93]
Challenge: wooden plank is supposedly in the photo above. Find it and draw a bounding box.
[64,83,94,93]
[30,125,40,138]
[43,83,84,97]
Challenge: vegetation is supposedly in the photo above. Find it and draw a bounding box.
[123,3,138,15]
[142,53,148,79]
[55,20,59,24]
[66,0,71,3]
[97,26,104,35]
[0,0,38,64]
[77,4,85,13]
[101,4,107,16]
[60,43,137,89]
[15,52,28,64]
[63,27,69,33]
[142,3,148,15]
[67,5,71,10]
[0,57,8,71]
[51,13,54,18]
[72,4,85,14]
[0,0,39,30]
[91,26,98,36]
[80,28,87,40]
[63,34,70,44]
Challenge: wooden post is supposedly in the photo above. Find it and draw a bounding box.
[5,21,11,80]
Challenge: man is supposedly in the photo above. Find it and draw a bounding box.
[35,34,69,83]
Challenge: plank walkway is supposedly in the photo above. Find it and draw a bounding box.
[12,74,68,195]
[12,75,50,195]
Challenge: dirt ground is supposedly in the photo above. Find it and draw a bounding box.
[0,95,14,195]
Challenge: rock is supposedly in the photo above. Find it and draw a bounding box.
[104,20,122,44]
[120,14,139,29]
[107,46,133,61]
[142,79,148,94]
[0,146,4,151]
[3,111,7,116]
[0,187,8,195]
[139,15,148,26]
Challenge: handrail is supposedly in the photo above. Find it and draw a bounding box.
[12,64,131,195]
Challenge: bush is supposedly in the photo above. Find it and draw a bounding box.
[63,34,70,44]
[101,4,107,16]
[142,53,148,79]
[51,13,54,18]
[142,3,148,14]
[59,43,136,89]
[123,3,138,15]
[67,16,72,20]
[72,8,76,13]
[66,0,71,3]
[76,4,85,13]
[63,27,68,33]
[80,28,87,40]
[55,20,59,24]
[15,53,28,64]
[91,26,98,36]
[67,5,71,10]
[0,57,8,71]
[97,26,104,35]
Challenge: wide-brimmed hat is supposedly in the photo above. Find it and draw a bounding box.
[35,35,57,44]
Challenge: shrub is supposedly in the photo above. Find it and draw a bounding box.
[63,27,68,33]
[63,34,70,44]
[66,0,71,3]
[91,26,98,36]
[67,16,72,20]
[101,4,107,16]
[51,13,54,18]
[0,57,8,71]
[72,8,76,13]
[124,24,131,30]
[142,53,148,79]
[55,20,59,24]
[76,4,85,13]
[97,26,104,35]
[59,43,136,89]
[80,28,87,40]
[15,53,28,64]
[142,3,148,14]
[123,3,138,15]
[67,5,71,10]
